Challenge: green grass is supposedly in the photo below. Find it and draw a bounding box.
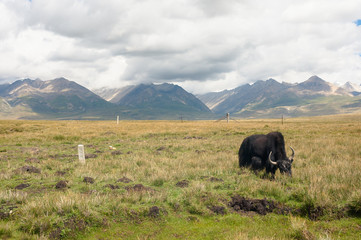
[0,115,360,239]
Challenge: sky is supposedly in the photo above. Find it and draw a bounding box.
[0,0,361,94]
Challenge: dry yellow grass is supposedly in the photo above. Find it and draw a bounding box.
[0,115,360,238]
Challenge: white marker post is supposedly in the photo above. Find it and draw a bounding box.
[78,144,85,164]
[117,115,119,125]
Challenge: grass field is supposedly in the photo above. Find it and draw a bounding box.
[0,115,360,239]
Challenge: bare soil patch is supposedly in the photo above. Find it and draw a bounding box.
[117,177,133,183]
[175,180,189,188]
[49,216,87,240]
[15,183,30,190]
[85,153,97,158]
[15,165,41,174]
[209,205,226,215]
[299,203,325,220]
[125,184,154,192]
[55,180,68,189]
[111,150,123,155]
[55,170,67,176]
[0,204,17,220]
[195,150,206,154]
[148,206,160,218]
[25,157,40,163]
[83,177,95,184]
[49,154,77,159]
[229,195,285,216]
[156,146,166,151]
[183,136,206,140]
[105,184,120,190]
[201,176,224,182]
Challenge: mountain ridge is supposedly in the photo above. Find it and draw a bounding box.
[0,78,213,120]
[0,75,360,119]
[197,75,361,118]
[94,82,213,119]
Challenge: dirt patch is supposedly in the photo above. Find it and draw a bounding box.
[183,136,206,140]
[102,131,116,136]
[229,195,278,215]
[0,204,17,220]
[15,165,41,174]
[299,203,325,220]
[148,206,168,218]
[49,216,87,239]
[83,177,95,184]
[117,177,133,183]
[25,157,40,163]
[0,211,10,220]
[25,147,41,155]
[176,180,189,188]
[105,184,120,190]
[55,180,68,189]
[156,146,166,151]
[111,150,123,156]
[148,206,160,218]
[49,154,77,159]
[209,205,226,215]
[307,206,324,220]
[125,184,154,192]
[209,177,224,182]
[15,183,30,190]
[85,153,97,158]
[55,170,67,176]
[200,176,224,182]
[195,150,206,154]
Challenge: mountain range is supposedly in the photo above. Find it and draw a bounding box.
[197,76,361,118]
[0,76,360,120]
[0,78,212,120]
[93,83,212,119]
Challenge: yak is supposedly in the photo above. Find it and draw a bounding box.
[238,132,294,177]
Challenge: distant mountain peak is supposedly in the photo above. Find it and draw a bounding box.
[342,81,361,92]
[298,75,332,92]
[267,78,278,82]
[93,82,212,119]
[197,75,360,117]
[307,75,325,82]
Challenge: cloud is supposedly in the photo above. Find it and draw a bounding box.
[0,0,361,93]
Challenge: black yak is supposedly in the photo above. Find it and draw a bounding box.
[238,132,294,177]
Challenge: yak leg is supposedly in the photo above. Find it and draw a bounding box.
[251,156,263,174]
[266,165,277,180]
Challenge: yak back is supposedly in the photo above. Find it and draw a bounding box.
[238,134,267,167]
[266,132,287,161]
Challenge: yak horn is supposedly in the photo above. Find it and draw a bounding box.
[289,147,295,161]
[268,151,277,165]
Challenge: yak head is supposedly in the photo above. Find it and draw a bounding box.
[268,147,295,176]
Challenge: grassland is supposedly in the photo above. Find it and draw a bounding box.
[0,115,360,239]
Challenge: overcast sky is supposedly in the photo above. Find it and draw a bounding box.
[1,0,361,93]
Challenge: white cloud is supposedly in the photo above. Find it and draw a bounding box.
[0,0,361,93]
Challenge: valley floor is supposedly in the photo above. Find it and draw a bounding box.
[0,115,360,239]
